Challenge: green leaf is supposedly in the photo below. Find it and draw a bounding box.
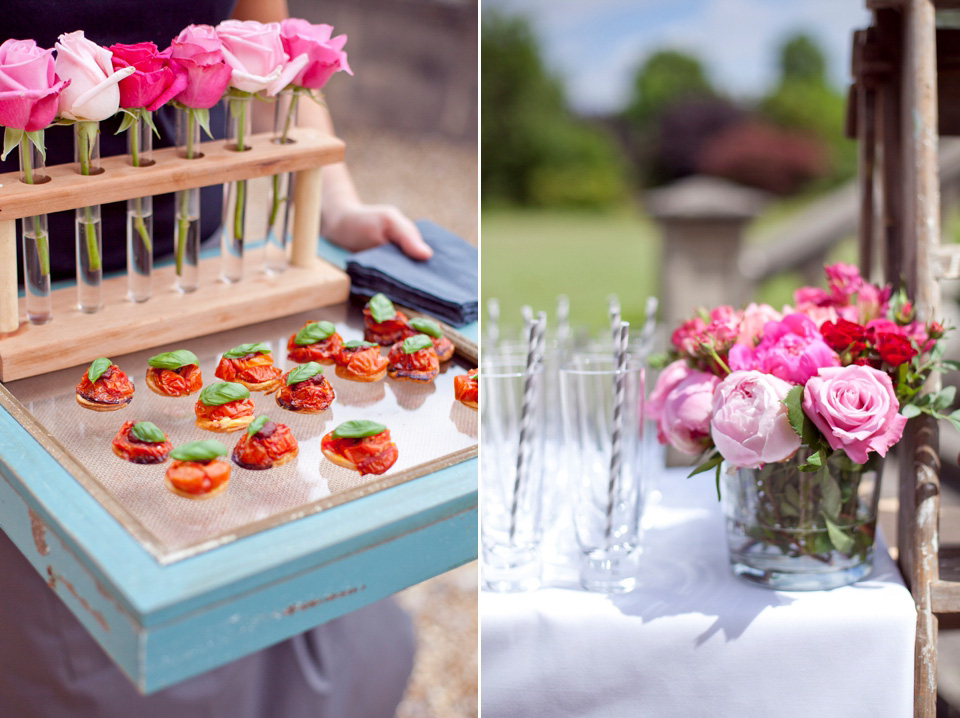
[194,108,213,139]
[779,503,799,517]
[687,453,722,478]
[247,415,270,436]
[199,381,250,406]
[821,474,842,519]
[784,483,801,508]
[901,404,923,419]
[935,386,957,411]
[148,349,198,370]
[286,362,323,385]
[294,321,336,346]
[408,317,442,338]
[170,439,227,462]
[142,109,160,138]
[2,127,23,161]
[131,421,166,443]
[25,130,45,162]
[87,357,112,383]
[332,419,387,439]
[941,360,960,372]
[402,334,434,354]
[223,342,271,359]
[822,513,855,554]
[784,385,805,439]
[368,293,397,323]
[343,340,378,349]
[115,109,138,135]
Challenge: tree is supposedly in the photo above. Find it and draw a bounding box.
[780,33,826,83]
[624,50,714,128]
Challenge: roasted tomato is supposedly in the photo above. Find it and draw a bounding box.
[335,343,388,382]
[275,372,336,413]
[215,353,283,391]
[387,341,440,383]
[76,364,135,410]
[231,421,299,470]
[431,336,455,362]
[145,364,203,397]
[195,398,256,430]
[454,370,479,410]
[363,307,409,346]
[321,430,399,475]
[111,421,173,464]
[165,459,231,498]
[287,325,343,364]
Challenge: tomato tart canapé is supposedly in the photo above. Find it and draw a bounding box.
[454,369,479,410]
[165,440,231,499]
[231,416,299,470]
[146,349,203,397]
[215,342,283,393]
[112,421,173,464]
[335,340,388,382]
[387,334,440,383]
[275,362,335,413]
[76,357,135,411]
[321,420,399,476]
[194,382,256,433]
[404,317,454,362]
[287,320,343,364]
[363,293,409,346]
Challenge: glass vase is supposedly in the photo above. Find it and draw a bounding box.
[266,88,300,274]
[18,132,51,324]
[722,449,882,591]
[74,122,102,313]
[221,93,252,283]
[127,111,153,302]
[174,107,203,293]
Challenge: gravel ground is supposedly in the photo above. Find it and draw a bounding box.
[339,127,478,718]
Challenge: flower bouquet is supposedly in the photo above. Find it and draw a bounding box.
[649,264,954,590]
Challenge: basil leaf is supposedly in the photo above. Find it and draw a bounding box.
[88,357,112,383]
[402,334,434,354]
[294,321,336,346]
[199,381,251,406]
[287,362,323,385]
[468,369,478,380]
[148,349,198,370]
[223,342,271,359]
[343,340,378,349]
[368,293,396,323]
[170,439,228,462]
[408,317,442,338]
[332,419,387,439]
[131,421,166,443]
[247,415,270,436]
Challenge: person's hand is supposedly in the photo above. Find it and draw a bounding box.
[323,203,433,260]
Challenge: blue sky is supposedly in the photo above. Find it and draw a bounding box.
[483,0,871,114]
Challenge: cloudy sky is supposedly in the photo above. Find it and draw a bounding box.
[483,0,871,114]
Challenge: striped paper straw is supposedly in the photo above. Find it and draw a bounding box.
[608,294,621,346]
[521,304,534,326]
[640,296,659,350]
[488,298,500,346]
[556,295,570,346]
[605,320,630,543]
[509,312,546,542]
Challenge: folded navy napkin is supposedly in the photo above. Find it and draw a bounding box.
[346,220,478,327]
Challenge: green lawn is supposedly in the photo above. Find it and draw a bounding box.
[481,206,661,337]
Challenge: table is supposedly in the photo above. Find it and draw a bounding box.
[481,465,917,718]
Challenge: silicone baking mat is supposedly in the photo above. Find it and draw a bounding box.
[3,304,477,564]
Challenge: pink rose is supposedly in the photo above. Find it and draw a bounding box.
[168,25,233,109]
[671,316,706,355]
[802,365,908,464]
[711,371,800,469]
[854,282,889,323]
[0,39,69,131]
[647,360,694,423]
[280,18,352,90]
[737,302,781,346]
[825,262,862,302]
[109,42,187,111]
[55,31,134,121]
[215,19,307,95]
[658,370,720,455]
[729,313,839,385]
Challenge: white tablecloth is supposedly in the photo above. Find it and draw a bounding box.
[481,466,917,718]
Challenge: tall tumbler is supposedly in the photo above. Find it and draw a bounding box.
[560,354,645,592]
[74,121,102,313]
[18,132,51,324]
[481,359,546,592]
[221,93,252,283]
[266,87,300,274]
[126,110,154,302]
[174,107,203,292]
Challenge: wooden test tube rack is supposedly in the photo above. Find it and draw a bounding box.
[0,129,348,382]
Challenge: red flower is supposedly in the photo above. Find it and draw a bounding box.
[110,42,187,111]
[876,332,918,367]
[820,319,866,353]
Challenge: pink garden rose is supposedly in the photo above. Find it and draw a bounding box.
[729,313,839,385]
[55,31,134,121]
[280,18,352,90]
[109,42,187,111]
[671,316,706,355]
[657,370,721,455]
[0,39,69,131]
[737,302,781,346]
[168,25,233,109]
[710,371,800,469]
[802,364,907,464]
[215,19,307,96]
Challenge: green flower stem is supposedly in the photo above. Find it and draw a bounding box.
[77,121,101,272]
[186,110,196,160]
[268,89,300,230]
[175,110,198,276]
[128,113,153,254]
[231,99,248,243]
[19,136,49,276]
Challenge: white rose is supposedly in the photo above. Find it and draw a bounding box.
[55,31,134,121]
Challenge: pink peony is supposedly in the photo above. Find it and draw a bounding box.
[825,262,863,302]
[729,313,839,385]
[657,370,721,455]
[168,25,233,109]
[647,360,694,423]
[110,42,187,111]
[0,39,69,131]
[215,19,307,96]
[280,18,352,90]
[802,365,907,464]
[710,371,800,469]
[55,31,134,121]
[671,316,706,356]
[737,302,781,346]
